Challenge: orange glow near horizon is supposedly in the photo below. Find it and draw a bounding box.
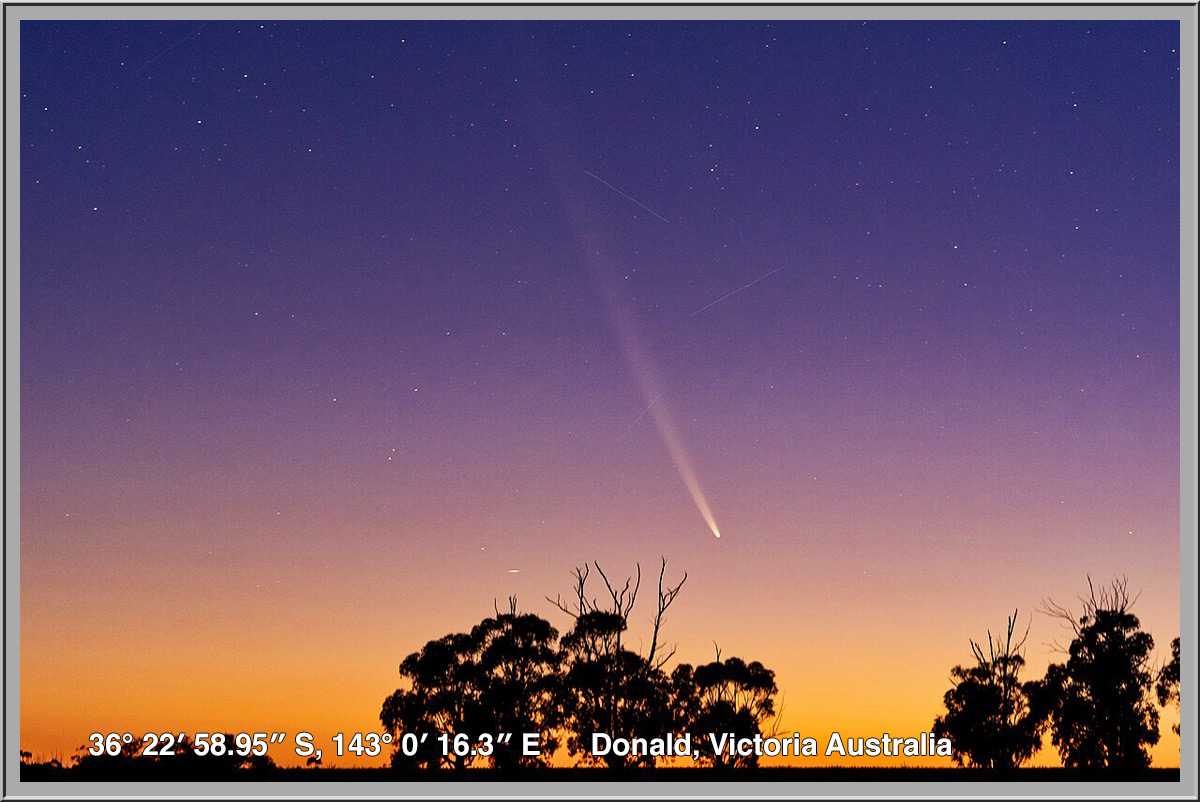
[20,506,1181,769]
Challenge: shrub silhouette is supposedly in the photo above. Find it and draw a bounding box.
[67,732,275,779]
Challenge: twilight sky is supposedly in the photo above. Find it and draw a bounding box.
[20,19,1181,767]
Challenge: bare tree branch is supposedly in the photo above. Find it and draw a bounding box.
[546,565,594,619]
[646,557,687,668]
[766,691,787,739]
[1039,575,1140,652]
[654,644,678,670]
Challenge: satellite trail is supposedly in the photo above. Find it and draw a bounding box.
[691,267,786,315]
[132,22,210,75]
[617,392,664,442]
[584,171,671,223]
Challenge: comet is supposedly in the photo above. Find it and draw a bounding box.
[541,163,722,539]
[601,279,723,539]
[642,394,722,539]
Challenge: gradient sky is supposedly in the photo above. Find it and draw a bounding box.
[19,19,1181,768]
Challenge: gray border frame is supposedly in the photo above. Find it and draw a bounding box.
[5,3,1196,798]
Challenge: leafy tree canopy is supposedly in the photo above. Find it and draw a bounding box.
[1036,578,1160,771]
[673,653,778,768]
[932,612,1043,769]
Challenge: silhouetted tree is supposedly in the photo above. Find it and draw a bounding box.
[931,611,1044,768]
[381,630,489,771]
[548,560,685,768]
[470,598,563,769]
[380,602,562,772]
[673,649,778,768]
[1156,636,1180,736]
[1036,577,1160,771]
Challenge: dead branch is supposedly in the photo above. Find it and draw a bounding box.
[549,559,687,668]
[1038,575,1140,651]
[546,565,594,620]
[646,557,687,667]
[593,561,640,620]
[766,691,787,738]
[653,642,679,670]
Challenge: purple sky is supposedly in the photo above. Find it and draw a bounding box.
[20,20,1181,766]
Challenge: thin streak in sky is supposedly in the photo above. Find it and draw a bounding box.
[584,171,671,223]
[691,267,786,315]
[617,392,664,442]
[132,22,210,76]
